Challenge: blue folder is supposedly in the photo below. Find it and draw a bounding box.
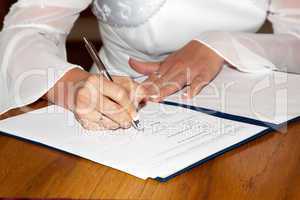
[154,101,299,182]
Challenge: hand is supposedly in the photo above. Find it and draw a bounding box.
[129,40,224,101]
[45,69,147,131]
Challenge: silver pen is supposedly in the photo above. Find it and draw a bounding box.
[83,37,142,131]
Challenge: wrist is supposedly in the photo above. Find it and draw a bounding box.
[192,39,225,65]
[44,67,91,111]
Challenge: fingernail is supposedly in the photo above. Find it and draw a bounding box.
[123,122,131,129]
[111,124,120,130]
[149,95,160,101]
[133,113,140,121]
[89,123,102,131]
[150,95,159,99]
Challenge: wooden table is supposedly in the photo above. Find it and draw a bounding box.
[0,100,300,199]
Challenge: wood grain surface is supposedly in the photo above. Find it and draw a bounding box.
[0,100,299,199]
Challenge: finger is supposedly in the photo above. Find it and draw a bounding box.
[143,59,175,85]
[98,96,132,129]
[78,118,105,131]
[129,58,160,75]
[156,56,177,76]
[141,80,161,101]
[141,73,161,94]
[84,75,136,126]
[100,115,120,130]
[116,77,148,106]
[77,75,107,114]
[183,76,209,99]
[141,65,180,99]
[153,72,187,102]
[138,58,178,99]
[76,110,103,122]
[153,69,182,88]
[77,110,120,130]
[146,63,188,100]
[131,83,149,108]
[98,78,138,120]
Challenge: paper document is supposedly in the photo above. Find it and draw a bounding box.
[0,102,267,179]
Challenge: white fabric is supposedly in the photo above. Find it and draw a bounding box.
[92,0,167,27]
[0,0,300,114]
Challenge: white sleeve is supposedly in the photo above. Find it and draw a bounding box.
[194,0,300,73]
[0,0,92,115]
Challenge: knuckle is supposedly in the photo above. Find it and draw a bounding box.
[85,75,102,92]
[128,79,137,89]
[75,88,89,105]
[116,88,128,101]
[175,59,185,67]
[106,103,121,115]
[75,103,90,116]
[76,87,87,98]
[202,75,211,83]
[127,78,134,85]
[120,119,131,128]
[117,111,130,122]
[86,74,99,83]
[178,71,187,79]
[105,122,120,130]
[110,102,119,110]
[138,85,148,96]
[194,75,204,82]
[75,88,98,114]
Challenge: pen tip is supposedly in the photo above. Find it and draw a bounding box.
[133,120,143,131]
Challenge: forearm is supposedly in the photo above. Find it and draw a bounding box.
[0,1,92,114]
[194,32,300,73]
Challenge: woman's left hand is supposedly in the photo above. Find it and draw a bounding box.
[129,40,225,102]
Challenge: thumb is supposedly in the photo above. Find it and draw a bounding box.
[129,58,160,75]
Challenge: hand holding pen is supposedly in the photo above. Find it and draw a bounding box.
[75,37,145,131]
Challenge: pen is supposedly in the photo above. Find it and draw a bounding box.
[83,37,142,131]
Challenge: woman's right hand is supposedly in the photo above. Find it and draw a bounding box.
[44,68,147,131]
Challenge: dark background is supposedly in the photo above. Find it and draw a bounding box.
[0,0,272,71]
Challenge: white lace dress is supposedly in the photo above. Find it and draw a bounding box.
[0,0,299,114]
